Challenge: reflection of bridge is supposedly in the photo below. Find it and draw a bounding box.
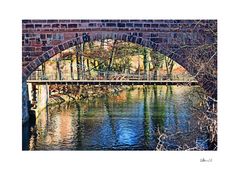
[27,79,198,85]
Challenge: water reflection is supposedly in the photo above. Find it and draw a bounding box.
[23,85,208,150]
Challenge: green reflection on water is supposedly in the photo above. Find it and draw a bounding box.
[23,85,207,150]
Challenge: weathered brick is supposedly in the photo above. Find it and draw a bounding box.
[144,24,150,27]
[29,61,37,69]
[47,34,52,38]
[129,20,139,22]
[43,24,51,28]
[41,40,47,46]
[43,52,50,60]
[59,20,71,23]
[120,20,129,22]
[48,48,55,56]
[29,51,42,56]
[151,38,163,43]
[22,61,29,67]
[150,33,158,37]
[38,55,45,62]
[159,24,169,28]
[52,24,60,28]
[173,20,181,23]
[119,28,129,31]
[162,38,168,43]
[136,37,142,44]
[130,36,136,43]
[76,37,83,44]
[68,24,77,28]
[53,46,60,53]
[23,46,35,51]
[22,20,31,23]
[26,64,34,73]
[151,24,158,28]
[33,20,47,23]
[47,20,58,23]
[122,34,127,41]
[117,23,125,27]
[67,41,73,48]
[42,46,52,51]
[134,23,142,27]
[126,23,133,27]
[24,39,29,45]
[63,42,69,49]
[58,44,64,51]
[89,23,96,27]
[34,58,41,66]
[80,20,89,23]
[61,24,67,28]
[101,20,109,22]
[40,34,46,39]
[35,24,42,28]
[170,24,179,28]
[106,23,116,27]
[23,56,33,62]
[25,24,34,29]
[22,67,30,77]
[152,43,159,50]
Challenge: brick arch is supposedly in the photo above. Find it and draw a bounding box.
[22,20,217,98]
[23,32,191,79]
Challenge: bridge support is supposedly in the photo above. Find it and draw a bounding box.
[22,80,30,124]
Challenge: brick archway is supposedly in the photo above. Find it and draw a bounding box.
[22,20,217,98]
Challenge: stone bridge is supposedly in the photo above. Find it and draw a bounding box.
[22,20,217,122]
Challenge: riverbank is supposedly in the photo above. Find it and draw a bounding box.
[31,85,135,115]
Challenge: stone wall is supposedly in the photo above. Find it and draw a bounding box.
[22,80,29,124]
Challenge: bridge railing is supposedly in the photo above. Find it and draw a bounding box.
[28,71,196,82]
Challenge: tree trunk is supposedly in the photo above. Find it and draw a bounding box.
[138,57,140,80]
[70,55,74,80]
[143,48,148,80]
[87,42,95,78]
[164,56,174,80]
[98,39,105,77]
[80,43,85,79]
[154,68,157,80]
[42,63,46,79]
[87,58,90,78]
[169,60,174,80]
[56,57,62,80]
[107,40,117,79]
[76,45,81,80]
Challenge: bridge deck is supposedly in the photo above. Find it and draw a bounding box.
[27,80,198,85]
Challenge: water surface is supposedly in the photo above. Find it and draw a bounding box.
[22,85,208,150]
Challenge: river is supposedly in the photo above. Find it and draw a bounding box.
[22,85,211,150]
